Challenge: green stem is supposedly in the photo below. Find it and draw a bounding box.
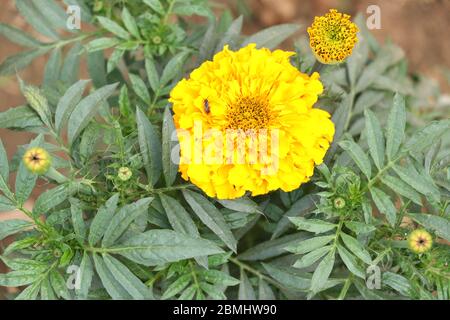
[337,276,352,300]
[189,260,201,291]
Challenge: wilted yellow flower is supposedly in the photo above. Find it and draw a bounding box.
[23,147,51,174]
[169,44,335,199]
[307,9,359,64]
[408,229,433,254]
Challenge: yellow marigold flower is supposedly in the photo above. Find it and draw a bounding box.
[23,147,51,174]
[307,9,359,64]
[169,44,334,199]
[408,229,433,254]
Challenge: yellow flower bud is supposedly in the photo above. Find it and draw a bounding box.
[408,229,433,254]
[118,167,132,181]
[23,147,51,174]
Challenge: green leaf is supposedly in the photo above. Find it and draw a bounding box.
[258,278,275,300]
[339,140,372,179]
[107,49,125,73]
[385,93,406,160]
[216,16,243,51]
[50,271,71,300]
[88,194,119,246]
[85,37,120,52]
[118,230,223,266]
[0,219,33,241]
[289,217,337,234]
[162,107,178,186]
[0,270,40,287]
[145,58,159,92]
[15,282,40,300]
[0,139,9,183]
[136,108,162,186]
[238,232,309,261]
[364,109,385,170]
[344,221,376,235]
[122,7,140,39]
[38,0,68,31]
[381,174,422,205]
[159,194,198,237]
[75,252,93,299]
[92,254,132,299]
[43,48,62,86]
[16,0,59,39]
[40,278,56,299]
[238,270,256,300]
[0,195,15,212]
[0,23,41,47]
[340,233,372,264]
[382,272,411,296]
[33,184,68,215]
[129,73,151,104]
[102,197,153,247]
[218,197,261,214]
[97,16,130,40]
[60,43,82,85]
[161,274,191,299]
[200,269,240,286]
[310,250,335,294]
[173,4,212,17]
[370,187,397,226]
[285,235,335,255]
[15,134,43,205]
[160,51,190,87]
[242,24,300,49]
[103,254,153,299]
[19,78,53,128]
[404,120,450,154]
[0,48,49,76]
[393,164,440,200]
[143,0,164,15]
[0,105,43,130]
[407,213,450,242]
[55,79,90,132]
[293,245,332,269]
[261,263,311,291]
[183,189,237,252]
[70,198,87,241]
[67,83,118,145]
[87,50,107,89]
[337,244,365,279]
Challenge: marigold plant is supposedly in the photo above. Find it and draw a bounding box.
[0,0,449,302]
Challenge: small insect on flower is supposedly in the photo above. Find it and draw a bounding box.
[307,9,359,64]
[23,147,51,174]
[408,229,433,254]
[203,99,210,114]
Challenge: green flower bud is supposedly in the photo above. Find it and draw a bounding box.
[118,167,132,181]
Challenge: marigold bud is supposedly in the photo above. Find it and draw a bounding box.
[23,147,51,174]
[118,167,132,181]
[408,229,433,254]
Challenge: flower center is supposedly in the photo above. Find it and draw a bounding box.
[30,153,41,162]
[226,96,271,130]
[417,237,427,246]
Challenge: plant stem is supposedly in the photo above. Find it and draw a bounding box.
[229,257,282,290]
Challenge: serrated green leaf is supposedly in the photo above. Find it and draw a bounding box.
[0,48,49,76]
[161,274,191,299]
[16,0,59,39]
[43,48,62,86]
[0,195,15,212]
[344,221,376,235]
[136,108,162,186]
[88,194,119,246]
[258,278,275,300]
[129,73,151,104]
[122,7,140,38]
[238,270,256,300]
[92,254,132,299]
[60,43,82,85]
[404,120,450,154]
[364,109,385,170]
[118,230,223,266]
[385,93,406,160]
[85,37,119,52]
[70,198,87,241]
[382,272,411,296]
[143,0,164,14]
[370,186,396,226]
[103,254,153,299]
[159,193,198,236]
[242,24,299,49]
[216,16,243,51]
[0,219,33,241]
[102,197,153,247]
[160,51,189,87]
[381,174,422,205]
[337,244,365,279]
[75,252,93,299]
[162,107,178,186]
[200,269,240,286]
[0,23,41,47]
[55,79,90,132]
[67,83,118,145]
[183,189,237,252]
[218,197,261,214]
[97,16,130,40]
[310,250,335,294]
[0,105,43,130]
[289,217,337,234]
[0,270,40,287]
[393,164,440,201]
[145,58,159,92]
[340,233,372,264]
[285,235,335,255]
[293,245,332,269]
[339,140,372,179]
[19,79,52,128]
[0,139,9,183]
[50,271,71,300]
[33,184,68,215]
